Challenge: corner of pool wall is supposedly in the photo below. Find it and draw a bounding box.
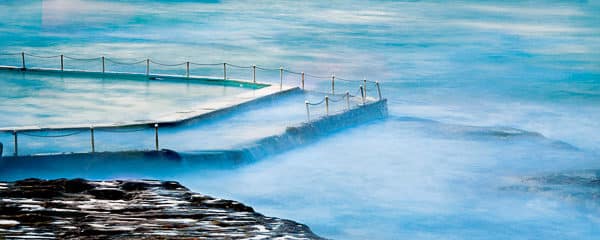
[238,99,388,161]
[164,86,302,128]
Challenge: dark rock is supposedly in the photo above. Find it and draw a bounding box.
[87,188,127,200]
[14,178,45,186]
[12,213,53,224]
[161,180,187,190]
[120,181,153,191]
[1,188,62,199]
[0,204,20,215]
[203,199,255,212]
[503,170,600,208]
[65,178,94,193]
[80,225,132,236]
[189,194,212,203]
[0,179,324,239]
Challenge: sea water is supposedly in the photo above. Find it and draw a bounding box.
[0,1,599,239]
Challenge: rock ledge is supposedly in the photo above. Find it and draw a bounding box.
[0,178,323,239]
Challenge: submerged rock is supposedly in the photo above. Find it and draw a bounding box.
[500,170,600,205]
[0,178,323,239]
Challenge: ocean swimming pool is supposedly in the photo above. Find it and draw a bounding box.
[1,0,599,239]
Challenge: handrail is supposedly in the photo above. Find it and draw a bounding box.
[0,51,386,156]
[24,53,61,59]
[227,63,252,69]
[105,58,146,65]
[1,51,380,85]
[0,52,21,56]
[304,87,373,122]
[149,59,187,67]
[19,130,86,138]
[2,124,158,157]
[63,55,103,61]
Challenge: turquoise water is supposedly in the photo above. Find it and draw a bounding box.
[1,1,600,239]
[0,69,252,128]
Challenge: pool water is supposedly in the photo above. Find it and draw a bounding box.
[0,69,252,128]
[1,1,599,239]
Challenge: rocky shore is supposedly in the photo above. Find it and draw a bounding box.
[0,178,323,239]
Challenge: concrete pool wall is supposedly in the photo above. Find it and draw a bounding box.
[0,99,388,173]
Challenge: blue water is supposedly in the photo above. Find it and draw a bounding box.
[1,1,600,239]
[0,69,252,128]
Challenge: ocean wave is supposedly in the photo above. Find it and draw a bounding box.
[391,115,581,151]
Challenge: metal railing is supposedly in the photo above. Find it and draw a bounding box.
[0,51,380,90]
[304,82,383,122]
[0,51,385,156]
[4,123,161,157]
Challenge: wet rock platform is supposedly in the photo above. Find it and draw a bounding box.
[0,178,323,239]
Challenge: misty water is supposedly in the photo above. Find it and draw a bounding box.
[1,1,600,239]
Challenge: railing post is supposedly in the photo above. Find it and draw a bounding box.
[60,54,64,71]
[301,72,305,90]
[251,65,256,83]
[376,81,382,100]
[331,73,335,95]
[305,101,310,122]
[279,66,283,90]
[223,63,227,80]
[325,96,329,116]
[101,56,105,73]
[21,52,25,69]
[146,59,150,76]
[154,123,159,151]
[13,130,18,156]
[363,78,367,99]
[360,86,366,105]
[90,127,95,153]
[186,61,190,78]
[346,91,350,110]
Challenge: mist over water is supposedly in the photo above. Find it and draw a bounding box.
[1,0,599,239]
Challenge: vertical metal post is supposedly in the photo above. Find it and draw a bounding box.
[305,101,310,122]
[279,66,283,90]
[331,74,335,95]
[346,91,350,110]
[90,127,95,153]
[154,123,159,151]
[376,81,382,100]
[301,72,305,90]
[13,130,18,156]
[360,86,365,105]
[186,61,190,78]
[325,96,329,116]
[21,52,25,69]
[223,63,227,80]
[102,56,105,73]
[252,65,256,83]
[146,59,150,76]
[363,78,367,98]
[60,54,64,71]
